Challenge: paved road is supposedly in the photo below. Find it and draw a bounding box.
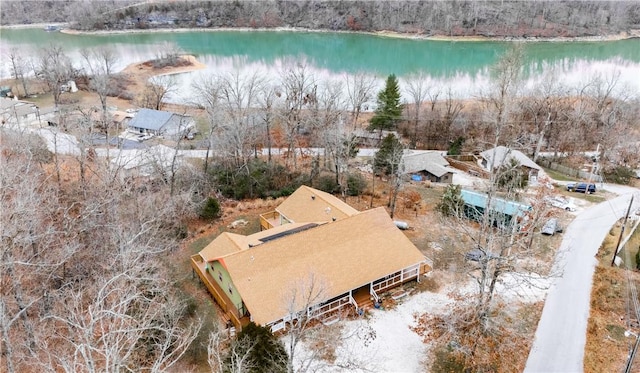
[525,186,639,373]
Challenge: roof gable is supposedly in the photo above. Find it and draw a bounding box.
[276,185,358,223]
[422,162,452,177]
[217,207,425,325]
[480,146,540,171]
[402,150,449,174]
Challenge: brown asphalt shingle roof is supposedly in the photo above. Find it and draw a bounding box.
[276,185,358,223]
[199,222,326,262]
[219,207,426,325]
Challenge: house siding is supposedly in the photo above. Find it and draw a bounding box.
[207,261,243,309]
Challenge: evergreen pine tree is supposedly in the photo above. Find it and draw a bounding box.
[369,74,402,132]
[374,133,404,176]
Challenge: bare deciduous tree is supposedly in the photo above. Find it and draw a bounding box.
[281,273,327,373]
[192,74,223,173]
[403,73,430,148]
[218,70,264,169]
[38,45,75,108]
[345,72,376,129]
[277,60,317,170]
[8,47,32,97]
[140,75,177,110]
[80,46,119,128]
[257,81,278,164]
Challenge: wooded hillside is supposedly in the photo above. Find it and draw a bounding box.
[2,0,640,38]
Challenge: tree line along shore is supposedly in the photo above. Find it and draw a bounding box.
[2,0,640,39]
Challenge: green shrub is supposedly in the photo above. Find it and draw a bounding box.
[604,165,635,185]
[346,172,367,196]
[174,223,188,239]
[200,197,221,220]
[447,136,465,156]
[315,174,339,194]
[436,184,464,217]
[212,160,303,200]
[227,322,288,373]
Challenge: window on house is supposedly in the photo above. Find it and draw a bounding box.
[218,271,223,281]
[228,286,233,295]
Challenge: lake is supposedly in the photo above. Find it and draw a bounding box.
[1,27,639,103]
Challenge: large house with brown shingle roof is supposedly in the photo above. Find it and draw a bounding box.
[191,186,431,332]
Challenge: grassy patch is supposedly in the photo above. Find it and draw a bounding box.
[620,221,640,269]
[542,167,575,182]
[554,184,606,204]
[188,215,261,253]
[584,221,640,373]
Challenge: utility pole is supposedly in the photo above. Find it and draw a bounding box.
[611,195,635,267]
[532,112,551,163]
[586,143,599,188]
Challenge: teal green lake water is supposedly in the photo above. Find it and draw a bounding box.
[1,27,639,100]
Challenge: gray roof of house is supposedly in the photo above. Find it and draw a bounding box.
[422,162,452,178]
[0,98,18,110]
[0,97,37,111]
[128,108,175,131]
[402,150,450,174]
[480,146,541,171]
[353,128,399,140]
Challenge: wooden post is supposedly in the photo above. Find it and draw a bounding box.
[611,196,634,267]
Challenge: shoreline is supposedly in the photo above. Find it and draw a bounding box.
[3,22,637,43]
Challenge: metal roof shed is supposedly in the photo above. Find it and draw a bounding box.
[461,189,531,226]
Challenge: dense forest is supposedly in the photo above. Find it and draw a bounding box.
[2,0,640,38]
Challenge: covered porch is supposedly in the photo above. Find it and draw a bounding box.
[268,261,428,333]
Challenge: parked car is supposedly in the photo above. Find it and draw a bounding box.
[136,133,153,142]
[566,183,596,193]
[465,248,485,261]
[465,247,499,262]
[541,218,562,235]
[545,196,577,212]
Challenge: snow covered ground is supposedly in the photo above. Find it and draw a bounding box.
[289,272,550,373]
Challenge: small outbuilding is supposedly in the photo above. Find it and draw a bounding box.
[461,189,532,228]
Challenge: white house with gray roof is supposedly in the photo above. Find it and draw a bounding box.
[127,108,195,140]
[479,146,541,182]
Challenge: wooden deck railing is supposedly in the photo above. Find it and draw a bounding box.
[191,255,247,330]
[259,211,280,230]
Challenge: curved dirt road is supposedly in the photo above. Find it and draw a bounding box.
[525,187,639,372]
